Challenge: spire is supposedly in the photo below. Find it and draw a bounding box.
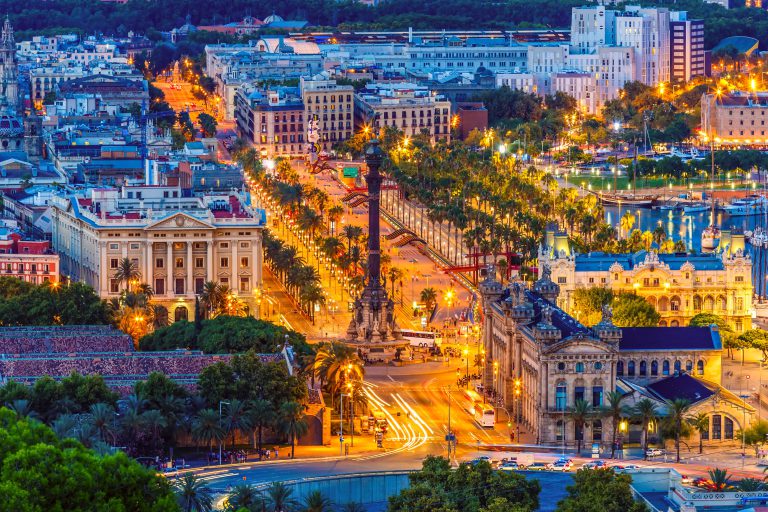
[1,15,13,47]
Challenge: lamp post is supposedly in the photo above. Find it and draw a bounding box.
[347,382,355,448]
[340,393,348,456]
[218,400,230,465]
[463,348,469,388]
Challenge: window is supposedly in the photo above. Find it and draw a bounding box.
[651,360,658,376]
[686,360,693,373]
[109,279,120,293]
[557,277,567,284]
[557,362,566,371]
[594,362,602,371]
[674,360,682,373]
[724,417,734,439]
[592,420,603,441]
[109,243,119,250]
[110,258,119,269]
[575,362,584,373]
[175,278,185,295]
[712,414,722,440]
[156,258,164,268]
[556,420,564,442]
[575,386,585,402]
[195,278,204,294]
[662,360,670,376]
[555,382,567,410]
[639,361,647,376]
[239,277,250,292]
[697,360,704,375]
[616,361,624,376]
[155,278,165,295]
[175,257,184,268]
[240,257,249,268]
[220,257,229,268]
[592,386,603,407]
[627,361,636,376]
[195,257,204,268]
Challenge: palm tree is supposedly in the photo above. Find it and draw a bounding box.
[113,257,141,291]
[192,408,225,454]
[602,390,627,459]
[633,398,659,458]
[620,211,636,238]
[341,225,363,256]
[302,491,333,512]
[135,282,154,300]
[665,398,692,463]
[224,399,253,451]
[568,399,592,454]
[387,267,403,300]
[687,412,709,455]
[496,258,509,284]
[327,205,344,236]
[200,281,225,318]
[278,401,308,459]
[707,468,733,491]
[9,399,38,420]
[420,287,438,323]
[142,409,168,449]
[736,478,765,491]
[300,283,325,324]
[174,473,214,512]
[249,398,275,459]
[312,341,364,404]
[226,484,264,512]
[88,402,117,444]
[265,481,298,512]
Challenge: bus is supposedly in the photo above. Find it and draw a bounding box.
[401,329,441,348]
[463,390,495,428]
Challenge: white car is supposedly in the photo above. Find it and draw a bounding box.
[581,460,608,470]
[646,448,664,457]
[498,461,521,471]
[547,460,573,471]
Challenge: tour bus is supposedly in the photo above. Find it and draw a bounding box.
[401,329,442,348]
[463,389,495,428]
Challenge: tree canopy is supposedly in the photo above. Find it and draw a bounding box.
[0,407,178,512]
[0,278,110,326]
[557,468,648,512]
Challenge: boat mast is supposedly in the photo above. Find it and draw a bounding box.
[633,139,638,198]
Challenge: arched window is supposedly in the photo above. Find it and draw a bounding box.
[575,362,585,373]
[697,360,704,375]
[674,360,682,373]
[651,360,658,376]
[592,420,603,441]
[724,417,734,439]
[704,296,714,312]
[555,381,567,411]
[717,296,727,311]
[616,361,624,376]
[659,320,668,326]
[557,362,566,371]
[686,360,693,373]
[658,296,669,312]
[627,361,636,376]
[671,296,681,311]
[662,360,670,376]
[693,295,702,311]
[670,320,680,327]
[556,420,564,442]
[174,306,188,322]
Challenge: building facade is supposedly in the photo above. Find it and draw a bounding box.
[479,267,752,450]
[300,78,354,153]
[539,230,753,332]
[669,12,706,82]
[234,85,305,158]
[701,91,768,146]
[0,232,59,285]
[50,185,266,321]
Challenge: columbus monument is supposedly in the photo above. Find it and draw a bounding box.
[345,140,403,344]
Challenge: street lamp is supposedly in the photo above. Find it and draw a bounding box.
[218,400,230,465]
[514,379,522,443]
[340,393,348,456]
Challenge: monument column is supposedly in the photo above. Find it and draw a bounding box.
[365,141,383,287]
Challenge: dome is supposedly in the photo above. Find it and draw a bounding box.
[0,113,23,138]
[264,14,284,24]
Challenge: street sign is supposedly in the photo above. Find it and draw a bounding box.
[591,443,600,459]
[339,436,344,444]
[343,167,359,178]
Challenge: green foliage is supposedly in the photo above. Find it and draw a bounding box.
[612,293,660,327]
[557,468,648,512]
[197,112,218,138]
[740,420,768,456]
[0,278,110,326]
[0,407,178,511]
[572,287,613,326]
[388,455,540,512]
[139,316,309,355]
[197,351,307,410]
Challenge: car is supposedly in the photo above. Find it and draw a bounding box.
[581,460,608,470]
[646,448,664,457]
[525,462,549,471]
[498,461,521,471]
[612,464,641,472]
[469,456,492,466]
[547,461,573,472]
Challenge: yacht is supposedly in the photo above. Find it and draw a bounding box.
[721,196,768,216]
[683,202,709,213]
[702,225,721,251]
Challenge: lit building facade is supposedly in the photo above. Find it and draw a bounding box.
[50,185,266,322]
[539,230,753,333]
[669,12,706,82]
[300,78,355,153]
[0,232,59,285]
[234,84,305,158]
[701,91,768,146]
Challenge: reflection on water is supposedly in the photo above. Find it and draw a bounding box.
[604,206,767,252]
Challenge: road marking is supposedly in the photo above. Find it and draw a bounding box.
[387,375,396,382]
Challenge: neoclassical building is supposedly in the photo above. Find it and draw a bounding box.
[480,267,752,450]
[51,185,265,321]
[539,229,753,332]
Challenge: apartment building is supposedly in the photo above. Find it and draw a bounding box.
[669,12,706,82]
[50,185,266,322]
[234,84,306,158]
[701,91,768,146]
[300,78,355,152]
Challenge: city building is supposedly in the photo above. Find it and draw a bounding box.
[669,12,707,82]
[701,91,768,146]
[355,83,452,143]
[539,229,753,332]
[50,185,266,321]
[0,228,59,285]
[0,17,19,111]
[615,6,671,86]
[234,84,305,158]
[55,74,149,109]
[454,102,488,140]
[300,77,355,153]
[478,268,753,450]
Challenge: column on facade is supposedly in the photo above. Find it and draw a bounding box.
[231,239,238,292]
[143,241,151,288]
[99,242,108,295]
[254,235,262,287]
[166,242,173,294]
[186,241,193,295]
[206,240,214,283]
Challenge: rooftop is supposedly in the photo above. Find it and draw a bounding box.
[619,326,721,351]
[572,250,725,272]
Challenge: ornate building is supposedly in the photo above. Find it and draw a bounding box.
[0,16,19,112]
[480,266,752,450]
[539,229,753,332]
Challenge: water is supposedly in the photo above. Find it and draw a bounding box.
[604,206,768,298]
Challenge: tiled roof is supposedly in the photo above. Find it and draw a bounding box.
[646,373,714,404]
[525,290,592,337]
[619,326,721,351]
[573,251,725,272]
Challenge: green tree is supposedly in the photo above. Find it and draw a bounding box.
[197,113,218,138]
[664,399,692,463]
[226,484,264,512]
[113,257,142,292]
[278,401,309,459]
[568,399,593,454]
[612,293,660,327]
[265,481,299,512]
[633,398,659,458]
[174,473,213,512]
[420,287,438,322]
[740,420,768,457]
[557,468,648,512]
[687,412,710,455]
[571,287,614,326]
[603,391,628,459]
[303,490,333,512]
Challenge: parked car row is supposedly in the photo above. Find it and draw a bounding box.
[469,456,646,473]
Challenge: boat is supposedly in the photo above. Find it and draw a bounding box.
[683,202,709,213]
[659,203,678,211]
[721,195,768,216]
[700,112,720,252]
[597,193,656,208]
[702,225,721,251]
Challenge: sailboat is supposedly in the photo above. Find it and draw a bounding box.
[701,117,720,251]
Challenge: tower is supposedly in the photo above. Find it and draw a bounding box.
[0,16,18,111]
